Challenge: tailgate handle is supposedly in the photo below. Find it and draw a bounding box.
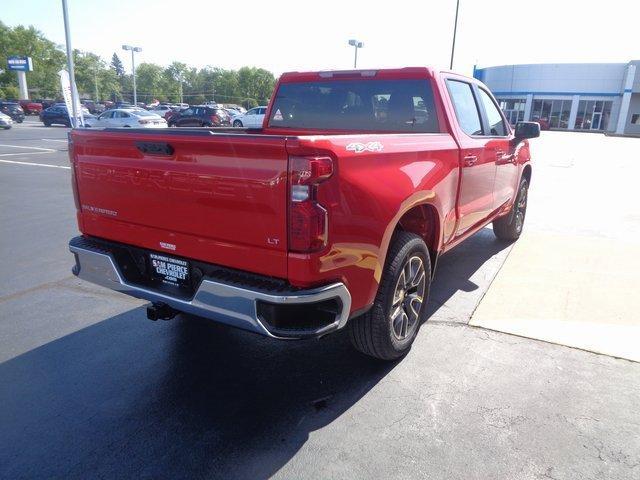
[135,141,174,156]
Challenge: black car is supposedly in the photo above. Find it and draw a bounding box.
[81,100,105,114]
[0,102,25,123]
[167,106,231,127]
[40,105,96,127]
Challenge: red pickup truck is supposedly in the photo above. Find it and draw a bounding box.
[68,67,538,360]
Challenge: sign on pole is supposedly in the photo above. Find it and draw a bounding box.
[59,69,84,128]
[7,56,33,72]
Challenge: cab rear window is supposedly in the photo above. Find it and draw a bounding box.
[268,79,439,132]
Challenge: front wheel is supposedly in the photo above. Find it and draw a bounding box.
[493,178,528,241]
[233,120,243,127]
[349,231,431,361]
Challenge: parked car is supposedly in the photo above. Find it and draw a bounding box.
[92,108,167,128]
[40,105,95,127]
[148,104,175,118]
[35,99,57,110]
[19,100,43,115]
[67,67,539,361]
[222,103,246,114]
[167,105,231,127]
[111,102,136,110]
[81,100,105,114]
[0,101,25,123]
[231,106,267,127]
[0,111,13,129]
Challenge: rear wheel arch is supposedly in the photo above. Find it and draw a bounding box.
[390,203,441,279]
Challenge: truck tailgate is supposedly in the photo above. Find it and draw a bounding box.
[70,129,289,279]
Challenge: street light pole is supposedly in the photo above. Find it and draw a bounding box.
[61,0,80,127]
[348,39,364,68]
[94,67,99,101]
[449,0,460,70]
[122,45,142,105]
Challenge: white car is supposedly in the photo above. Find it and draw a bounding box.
[231,106,267,128]
[0,111,13,129]
[93,108,167,128]
[148,105,174,118]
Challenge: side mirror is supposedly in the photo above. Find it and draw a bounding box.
[514,121,540,140]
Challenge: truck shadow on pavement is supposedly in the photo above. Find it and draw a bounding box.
[0,230,509,479]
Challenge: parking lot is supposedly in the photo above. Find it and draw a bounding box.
[1,119,639,479]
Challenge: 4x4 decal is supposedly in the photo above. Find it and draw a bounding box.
[346,141,384,153]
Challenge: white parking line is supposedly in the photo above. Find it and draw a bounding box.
[0,151,53,157]
[41,139,68,143]
[0,159,70,170]
[0,144,56,153]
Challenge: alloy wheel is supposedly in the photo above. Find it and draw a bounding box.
[514,184,528,233]
[390,255,426,340]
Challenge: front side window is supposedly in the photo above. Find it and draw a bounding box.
[446,80,482,136]
[268,79,439,132]
[478,89,507,136]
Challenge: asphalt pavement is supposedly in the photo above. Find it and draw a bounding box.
[1,119,638,480]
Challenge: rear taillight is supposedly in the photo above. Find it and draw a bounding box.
[288,156,333,253]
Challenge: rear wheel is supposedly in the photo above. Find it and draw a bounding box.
[349,231,431,361]
[493,178,528,241]
[43,121,51,127]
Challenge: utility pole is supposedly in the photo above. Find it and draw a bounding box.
[61,0,80,127]
[449,0,460,70]
[94,67,99,101]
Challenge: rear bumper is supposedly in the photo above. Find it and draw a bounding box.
[69,236,351,339]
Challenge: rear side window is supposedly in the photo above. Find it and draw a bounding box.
[268,79,439,132]
[477,88,507,136]
[446,80,483,136]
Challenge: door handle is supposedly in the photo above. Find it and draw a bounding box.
[464,155,478,166]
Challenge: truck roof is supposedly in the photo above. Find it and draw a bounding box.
[278,67,439,83]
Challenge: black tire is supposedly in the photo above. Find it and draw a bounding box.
[43,121,51,127]
[349,231,431,361]
[233,120,243,127]
[493,178,528,241]
[17,119,23,123]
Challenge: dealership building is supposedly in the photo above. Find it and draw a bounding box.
[473,61,640,135]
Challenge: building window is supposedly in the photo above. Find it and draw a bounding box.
[498,98,526,126]
[532,99,572,129]
[575,100,613,130]
[631,114,640,125]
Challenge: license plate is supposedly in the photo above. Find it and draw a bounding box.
[149,253,190,289]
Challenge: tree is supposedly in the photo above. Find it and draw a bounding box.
[135,63,165,102]
[0,22,66,98]
[1,85,20,99]
[73,50,104,100]
[110,53,124,77]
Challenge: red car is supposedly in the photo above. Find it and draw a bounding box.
[18,100,43,115]
[67,67,538,360]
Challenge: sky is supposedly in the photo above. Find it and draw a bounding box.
[1,0,637,76]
